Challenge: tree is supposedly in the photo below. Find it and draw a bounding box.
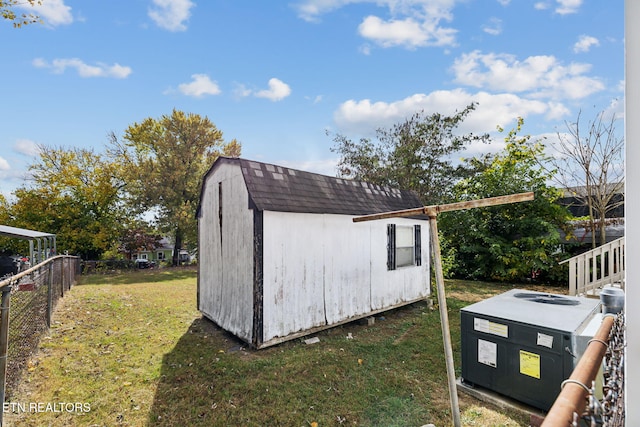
[119,223,163,260]
[439,119,571,282]
[110,109,241,266]
[1,0,41,27]
[551,108,624,247]
[7,146,127,259]
[0,194,24,255]
[329,103,490,204]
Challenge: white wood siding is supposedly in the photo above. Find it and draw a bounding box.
[262,212,429,342]
[198,163,255,343]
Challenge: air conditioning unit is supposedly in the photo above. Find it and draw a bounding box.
[460,289,602,411]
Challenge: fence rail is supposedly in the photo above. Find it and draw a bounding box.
[0,255,79,425]
[560,237,625,296]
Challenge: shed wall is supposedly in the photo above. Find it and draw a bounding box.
[198,162,255,343]
[261,211,429,343]
[370,219,430,310]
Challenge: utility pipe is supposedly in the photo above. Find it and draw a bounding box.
[541,314,615,426]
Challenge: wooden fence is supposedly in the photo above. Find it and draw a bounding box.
[560,237,625,296]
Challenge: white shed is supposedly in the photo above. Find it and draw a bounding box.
[196,157,430,348]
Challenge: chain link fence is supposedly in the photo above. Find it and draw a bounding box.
[0,256,80,401]
[577,312,625,426]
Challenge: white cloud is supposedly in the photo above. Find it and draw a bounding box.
[177,74,221,97]
[604,98,624,121]
[295,0,458,49]
[359,44,372,55]
[33,57,132,79]
[532,0,581,14]
[573,35,599,53]
[148,0,194,32]
[18,0,73,27]
[294,0,356,23]
[304,94,324,104]
[255,78,292,101]
[0,157,9,172]
[14,139,41,157]
[555,0,582,15]
[451,50,604,100]
[333,88,552,137]
[233,83,253,99]
[330,88,577,162]
[358,15,456,48]
[482,17,502,36]
[545,102,571,120]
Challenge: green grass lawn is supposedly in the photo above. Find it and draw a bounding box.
[5,268,563,426]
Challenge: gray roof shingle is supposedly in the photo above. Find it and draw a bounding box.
[202,157,424,216]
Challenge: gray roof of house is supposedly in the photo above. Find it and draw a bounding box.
[201,157,425,216]
[560,182,624,198]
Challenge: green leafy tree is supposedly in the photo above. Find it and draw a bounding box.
[0,194,25,255]
[439,119,571,283]
[8,146,126,259]
[110,109,241,266]
[1,0,41,27]
[329,103,490,204]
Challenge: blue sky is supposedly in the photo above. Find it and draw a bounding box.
[0,0,624,200]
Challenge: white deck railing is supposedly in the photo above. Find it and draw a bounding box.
[560,237,625,296]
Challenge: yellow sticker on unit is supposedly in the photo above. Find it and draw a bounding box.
[519,350,541,379]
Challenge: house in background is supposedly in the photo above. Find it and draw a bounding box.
[557,183,625,247]
[196,157,431,349]
[134,238,193,265]
[135,238,173,264]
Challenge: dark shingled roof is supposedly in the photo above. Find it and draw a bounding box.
[202,157,424,216]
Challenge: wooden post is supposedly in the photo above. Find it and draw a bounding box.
[429,214,462,427]
[354,191,534,427]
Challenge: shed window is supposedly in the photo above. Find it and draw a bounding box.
[387,224,422,270]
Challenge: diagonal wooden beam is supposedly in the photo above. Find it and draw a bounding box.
[352,192,535,222]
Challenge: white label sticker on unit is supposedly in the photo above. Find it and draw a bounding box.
[474,318,509,338]
[478,339,497,368]
[537,332,554,348]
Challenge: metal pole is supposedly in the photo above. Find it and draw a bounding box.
[429,215,461,427]
[61,258,65,297]
[0,286,13,427]
[47,261,53,328]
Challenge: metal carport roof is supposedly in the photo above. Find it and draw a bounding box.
[0,225,56,265]
[0,225,55,240]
